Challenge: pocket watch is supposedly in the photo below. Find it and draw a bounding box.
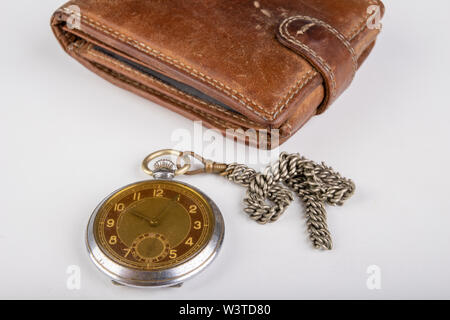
[86,149,355,287]
[86,150,225,288]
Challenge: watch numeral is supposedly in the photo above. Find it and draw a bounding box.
[106,219,115,228]
[114,203,125,212]
[189,205,197,214]
[185,237,194,246]
[133,192,141,201]
[153,189,164,197]
[169,249,177,259]
[193,221,202,230]
[109,236,117,245]
[123,248,131,257]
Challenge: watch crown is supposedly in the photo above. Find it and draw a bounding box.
[153,159,176,172]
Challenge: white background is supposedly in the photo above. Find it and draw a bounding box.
[1,0,449,299]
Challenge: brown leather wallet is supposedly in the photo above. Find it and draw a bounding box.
[51,0,384,148]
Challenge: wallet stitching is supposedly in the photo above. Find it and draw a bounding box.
[271,70,317,119]
[60,8,317,121]
[287,16,358,75]
[349,0,381,41]
[86,48,261,127]
[279,15,360,102]
[60,6,374,121]
[60,8,273,120]
[94,64,241,130]
[280,20,337,98]
[280,15,358,100]
[275,4,378,117]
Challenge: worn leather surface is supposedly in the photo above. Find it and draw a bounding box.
[51,0,384,148]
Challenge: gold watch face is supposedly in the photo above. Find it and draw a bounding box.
[93,180,215,271]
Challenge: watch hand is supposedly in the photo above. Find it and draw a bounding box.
[129,209,155,225]
[129,196,178,226]
[150,196,179,224]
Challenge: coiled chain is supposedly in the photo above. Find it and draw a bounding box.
[222,152,355,250]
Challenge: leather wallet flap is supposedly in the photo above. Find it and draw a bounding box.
[277,16,358,113]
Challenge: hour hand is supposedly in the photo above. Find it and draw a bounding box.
[129,209,157,226]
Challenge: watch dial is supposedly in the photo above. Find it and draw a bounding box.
[93,180,215,271]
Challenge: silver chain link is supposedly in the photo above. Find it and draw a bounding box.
[223,152,355,250]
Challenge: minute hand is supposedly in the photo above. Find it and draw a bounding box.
[150,197,179,224]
